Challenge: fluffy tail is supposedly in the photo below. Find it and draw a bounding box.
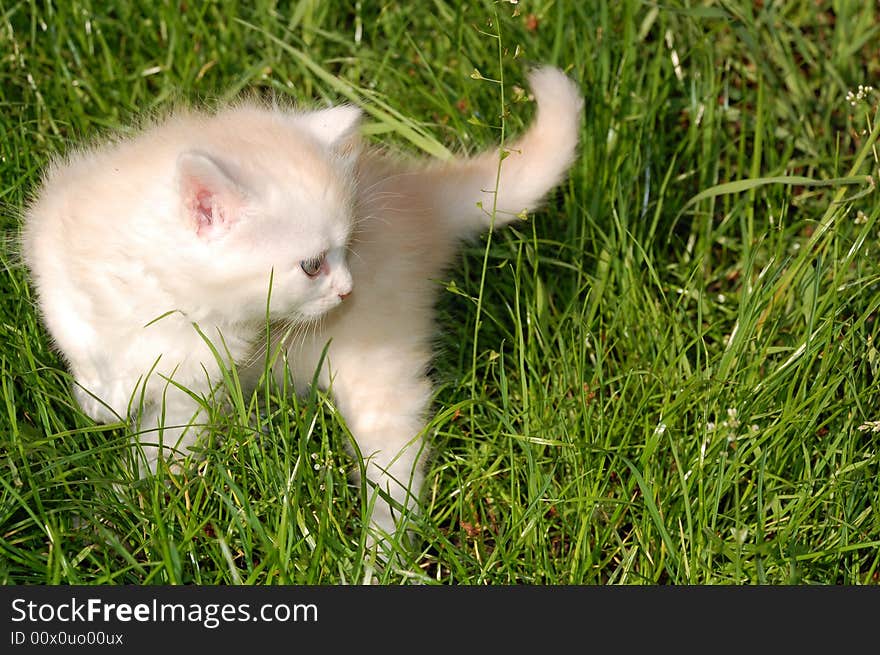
[428,66,584,234]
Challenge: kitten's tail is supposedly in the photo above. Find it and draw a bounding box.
[430,66,584,234]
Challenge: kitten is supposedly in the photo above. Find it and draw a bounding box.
[22,100,361,471]
[23,66,583,550]
[243,66,584,546]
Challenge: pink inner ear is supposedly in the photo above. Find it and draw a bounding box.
[195,189,214,234]
[179,155,241,238]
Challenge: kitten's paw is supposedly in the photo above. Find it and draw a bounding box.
[72,375,133,424]
[129,407,205,480]
[73,384,126,423]
[130,441,190,479]
[363,498,418,559]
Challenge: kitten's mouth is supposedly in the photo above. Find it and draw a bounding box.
[299,297,346,321]
[269,299,339,324]
[293,305,335,325]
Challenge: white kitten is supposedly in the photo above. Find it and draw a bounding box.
[22,101,360,471]
[244,66,584,547]
[23,66,583,553]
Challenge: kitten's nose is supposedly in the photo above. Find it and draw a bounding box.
[338,291,351,300]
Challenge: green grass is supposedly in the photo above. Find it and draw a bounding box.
[1,0,879,584]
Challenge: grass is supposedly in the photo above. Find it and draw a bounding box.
[1,0,879,584]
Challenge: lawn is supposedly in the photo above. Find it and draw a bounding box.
[1,0,879,584]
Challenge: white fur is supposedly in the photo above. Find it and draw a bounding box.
[23,66,583,551]
[22,101,359,470]
[250,67,584,546]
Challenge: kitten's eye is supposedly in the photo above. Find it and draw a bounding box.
[300,254,325,278]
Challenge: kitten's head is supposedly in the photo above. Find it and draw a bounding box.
[175,105,360,323]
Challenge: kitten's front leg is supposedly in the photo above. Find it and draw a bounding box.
[132,386,207,477]
[326,356,432,552]
[73,381,128,424]
[68,363,205,476]
[71,366,133,424]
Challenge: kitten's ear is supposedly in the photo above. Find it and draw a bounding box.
[177,151,247,239]
[299,105,362,148]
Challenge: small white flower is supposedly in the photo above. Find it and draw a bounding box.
[730,527,749,545]
[846,85,875,107]
[725,407,740,429]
